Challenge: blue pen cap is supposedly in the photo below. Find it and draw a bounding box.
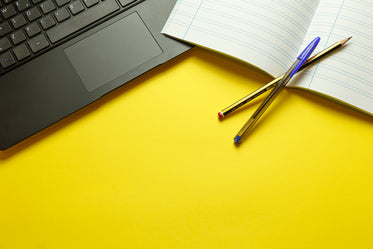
[290,36,320,77]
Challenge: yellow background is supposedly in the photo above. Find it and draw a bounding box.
[1,47,373,249]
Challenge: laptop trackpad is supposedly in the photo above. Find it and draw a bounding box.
[64,12,163,92]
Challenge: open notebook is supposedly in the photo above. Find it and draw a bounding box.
[162,0,373,116]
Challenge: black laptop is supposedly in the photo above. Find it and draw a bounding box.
[0,0,191,150]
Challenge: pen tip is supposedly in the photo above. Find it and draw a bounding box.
[234,135,242,144]
[218,112,224,120]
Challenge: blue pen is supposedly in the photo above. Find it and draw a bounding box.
[234,37,320,144]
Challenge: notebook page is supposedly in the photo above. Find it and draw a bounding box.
[162,0,319,77]
[290,0,373,114]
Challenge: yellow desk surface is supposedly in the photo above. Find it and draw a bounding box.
[1,47,373,249]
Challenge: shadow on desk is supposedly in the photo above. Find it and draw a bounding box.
[0,48,196,159]
[222,86,373,123]
[1,47,372,159]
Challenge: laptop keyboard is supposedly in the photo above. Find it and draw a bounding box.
[0,0,143,74]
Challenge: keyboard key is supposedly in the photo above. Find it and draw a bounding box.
[1,4,17,19]
[28,33,49,52]
[10,14,27,29]
[0,22,12,36]
[46,0,119,43]
[15,0,31,11]
[54,7,70,22]
[13,43,30,60]
[10,30,26,44]
[31,0,42,4]
[25,7,41,21]
[40,0,56,14]
[118,0,135,7]
[83,0,98,8]
[40,14,55,30]
[0,50,16,68]
[68,0,84,15]
[55,0,69,6]
[0,37,11,52]
[25,22,41,37]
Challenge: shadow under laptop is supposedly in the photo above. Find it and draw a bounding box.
[0,47,195,160]
[2,47,372,158]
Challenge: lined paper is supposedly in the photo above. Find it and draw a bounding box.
[290,0,373,114]
[163,0,373,115]
[162,0,319,76]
